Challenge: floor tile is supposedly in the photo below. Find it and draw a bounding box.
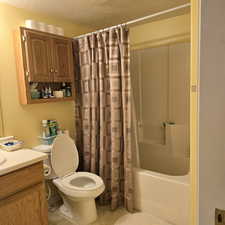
[48,204,129,225]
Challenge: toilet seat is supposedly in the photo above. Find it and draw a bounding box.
[53,172,105,198]
[61,172,104,191]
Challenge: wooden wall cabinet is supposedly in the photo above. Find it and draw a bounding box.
[14,27,75,104]
[0,162,48,225]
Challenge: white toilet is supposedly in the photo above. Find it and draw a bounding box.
[51,134,105,225]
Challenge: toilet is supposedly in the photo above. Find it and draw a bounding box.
[51,134,105,225]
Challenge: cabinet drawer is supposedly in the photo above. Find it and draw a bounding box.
[0,162,44,199]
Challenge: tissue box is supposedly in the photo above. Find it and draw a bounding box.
[0,140,23,151]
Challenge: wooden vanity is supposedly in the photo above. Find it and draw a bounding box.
[0,150,48,225]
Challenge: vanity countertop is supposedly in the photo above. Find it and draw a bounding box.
[0,149,47,176]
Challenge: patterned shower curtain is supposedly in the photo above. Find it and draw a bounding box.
[73,26,134,212]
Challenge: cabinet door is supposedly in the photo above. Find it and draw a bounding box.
[0,183,48,225]
[25,30,53,82]
[53,38,74,82]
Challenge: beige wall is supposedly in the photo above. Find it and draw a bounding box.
[0,3,94,147]
[0,100,3,137]
[130,13,190,49]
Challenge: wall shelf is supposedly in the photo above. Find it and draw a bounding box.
[29,97,74,104]
[14,27,75,104]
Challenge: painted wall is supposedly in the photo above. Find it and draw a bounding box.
[0,3,93,147]
[0,100,3,137]
[198,0,225,224]
[130,13,190,49]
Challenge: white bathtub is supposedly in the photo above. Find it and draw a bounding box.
[139,141,190,175]
[134,168,190,225]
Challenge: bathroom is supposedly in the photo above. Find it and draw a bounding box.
[0,1,225,225]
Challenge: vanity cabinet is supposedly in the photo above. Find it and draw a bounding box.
[14,27,75,104]
[0,162,48,225]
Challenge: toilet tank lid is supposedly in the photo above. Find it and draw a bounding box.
[51,134,79,178]
[32,145,52,153]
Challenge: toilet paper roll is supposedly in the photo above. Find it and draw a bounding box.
[38,22,47,32]
[47,24,56,34]
[43,164,51,177]
[55,27,64,36]
[25,20,38,30]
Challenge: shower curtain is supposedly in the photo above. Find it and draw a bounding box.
[73,26,134,212]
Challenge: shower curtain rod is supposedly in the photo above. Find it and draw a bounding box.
[73,3,191,39]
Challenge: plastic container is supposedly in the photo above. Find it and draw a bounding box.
[31,91,40,99]
[0,139,23,151]
[38,135,57,145]
[54,91,64,98]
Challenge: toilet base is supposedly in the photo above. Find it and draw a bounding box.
[61,195,98,225]
[58,205,77,225]
[59,204,73,220]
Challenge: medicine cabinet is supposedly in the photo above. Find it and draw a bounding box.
[14,27,75,104]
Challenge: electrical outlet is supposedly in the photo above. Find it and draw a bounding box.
[215,208,225,225]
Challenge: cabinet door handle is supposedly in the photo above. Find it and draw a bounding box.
[55,69,58,73]
[50,68,54,73]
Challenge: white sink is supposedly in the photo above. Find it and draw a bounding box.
[0,152,6,165]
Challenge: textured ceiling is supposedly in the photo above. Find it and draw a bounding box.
[0,0,190,28]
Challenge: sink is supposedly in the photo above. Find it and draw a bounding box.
[0,152,6,165]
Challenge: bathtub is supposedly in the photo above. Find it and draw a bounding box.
[134,168,190,225]
[139,141,190,175]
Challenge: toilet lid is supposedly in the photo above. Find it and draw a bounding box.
[51,134,79,177]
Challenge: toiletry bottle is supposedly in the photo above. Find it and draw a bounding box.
[42,120,50,138]
[47,120,52,136]
[61,82,66,97]
[41,88,45,98]
[66,85,72,97]
[44,87,48,98]
[49,120,54,136]
[48,86,54,98]
[49,120,58,136]
[53,120,58,135]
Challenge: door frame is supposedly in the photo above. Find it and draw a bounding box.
[190,0,200,224]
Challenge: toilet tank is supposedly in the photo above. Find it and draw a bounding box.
[32,145,57,179]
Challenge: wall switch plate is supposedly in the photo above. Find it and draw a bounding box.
[215,208,225,225]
